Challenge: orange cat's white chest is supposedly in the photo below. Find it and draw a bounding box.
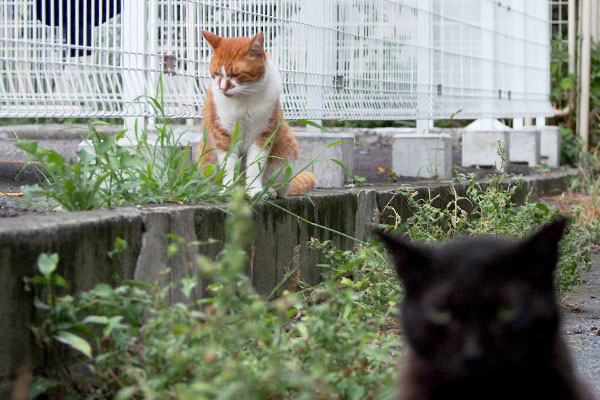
[212,60,281,151]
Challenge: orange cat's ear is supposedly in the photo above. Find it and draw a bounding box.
[248,32,265,58]
[202,30,222,50]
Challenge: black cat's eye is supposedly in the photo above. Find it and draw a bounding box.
[427,307,452,325]
[497,305,517,322]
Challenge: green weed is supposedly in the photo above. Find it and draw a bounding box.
[379,171,599,292]
[26,189,401,399]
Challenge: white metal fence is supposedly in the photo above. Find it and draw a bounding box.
[0,0,553,121]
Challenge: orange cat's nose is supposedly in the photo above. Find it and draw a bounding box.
[217,77,236,94]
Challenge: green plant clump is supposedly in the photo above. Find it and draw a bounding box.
[379,172,599,292]
[15,93,305,210]
[26,189,402,400]
[15,119,229,210]
[550,38,600,155]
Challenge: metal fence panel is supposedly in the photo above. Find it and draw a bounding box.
[0,0,553,120]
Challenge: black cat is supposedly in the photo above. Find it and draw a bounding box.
[379,219,594,400]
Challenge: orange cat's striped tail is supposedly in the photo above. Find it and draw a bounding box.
[288,171,317,196]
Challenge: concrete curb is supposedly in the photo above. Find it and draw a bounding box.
[0,124,124,140]
[0,169,576,395]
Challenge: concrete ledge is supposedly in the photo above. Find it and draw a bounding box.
[0,124,123,140]
[392,133,453,179]
[0,170,576,396]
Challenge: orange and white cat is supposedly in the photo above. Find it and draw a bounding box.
[197,30,316,198]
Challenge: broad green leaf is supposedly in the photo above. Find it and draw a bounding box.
[37,253,59,279]
[82,315,109,325]
[26,276,50,286]
[91,283,113,298]
[76,149,93,164]
[535,203,551,213]
[108,237,128,259]
[15,139,39,156]
[103,316,125,337]
[46,150,66,167]
[115,387,138,400]
[348,384,366,400]
[121,280,154,289]
[108,157,119,171]
[51,274,69,288]
[33,296,50,310]
[560,77,573,91]
[28,376,61,400]
[373,385,399,400]
[54,331,92,358]
[181,276,198,299]
[167,243,179,258]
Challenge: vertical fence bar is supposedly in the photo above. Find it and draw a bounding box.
[479,0,495,127]
[186,1,197,126]
[306,0,325,129]
[580,0,592,149]
[122,0,148,134]
[416,0,432,133]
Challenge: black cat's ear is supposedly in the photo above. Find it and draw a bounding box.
[376,230,432,295]
[517,217,568,284]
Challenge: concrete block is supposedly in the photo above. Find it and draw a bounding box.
[462,130,510,171]
[294,131,355,188]
[392,132,453,179]
[539,126,561,168]
[509,128,541,166]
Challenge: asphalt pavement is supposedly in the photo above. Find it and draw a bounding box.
[563,252,600,397]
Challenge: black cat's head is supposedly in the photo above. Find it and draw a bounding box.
[379,219,567,380]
